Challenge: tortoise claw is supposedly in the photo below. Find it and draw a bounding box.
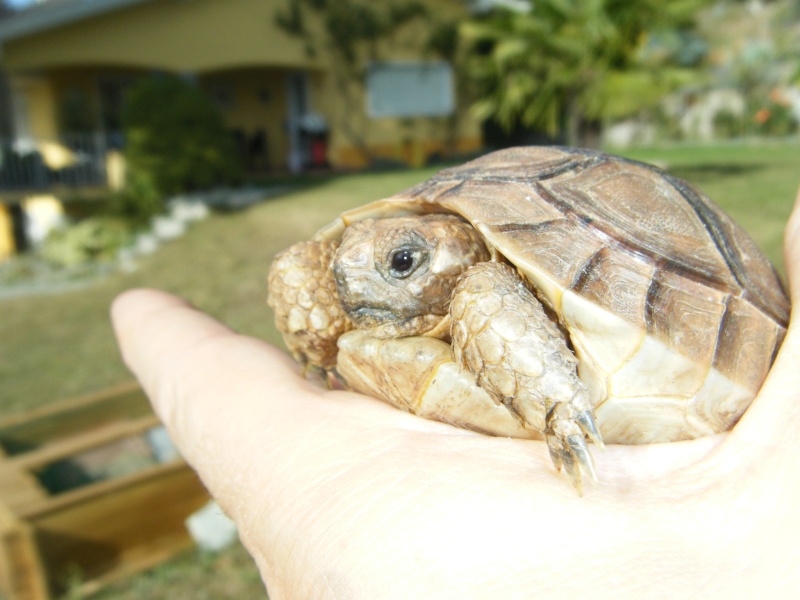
[576,410,605,449]
[567,433,598,484]
[546,422,600,495]
[302,363,328,387]
[548,444,563,472]
[559,448,582,496]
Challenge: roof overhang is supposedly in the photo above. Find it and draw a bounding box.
[0,0,153,43]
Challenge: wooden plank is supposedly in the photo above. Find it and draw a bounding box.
[0,466,48,513]
[0,381,141,430]
[18,459,201,520]
[27,461,209,596]
[0,383,150,453]
[9,414,161,471]
[70,535,195,598]
[0,502,50,600]
[0,383,211,598]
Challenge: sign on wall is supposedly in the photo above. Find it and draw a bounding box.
[366,62,455,118]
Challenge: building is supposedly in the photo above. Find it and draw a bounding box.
[0,0,482,259]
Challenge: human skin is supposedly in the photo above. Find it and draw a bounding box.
[112,188,800,600]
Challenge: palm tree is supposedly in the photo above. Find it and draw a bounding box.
[461,0,711,146]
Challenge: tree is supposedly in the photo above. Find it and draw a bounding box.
[119,76,242,221]
[461,0,712,146]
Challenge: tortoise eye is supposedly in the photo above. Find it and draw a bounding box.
[392,250,414,272]
[389,248,424,278]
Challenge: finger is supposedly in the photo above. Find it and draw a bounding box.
[110,289,428,519]
[111,290,321,508]
[112,288,306,426]
[784,186,800,300]
[113,288,253,398]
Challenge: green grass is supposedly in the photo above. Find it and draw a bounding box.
[0,167,443,415]
[80,544,266,600]
[0,140,798,598]
[2,142,797,414]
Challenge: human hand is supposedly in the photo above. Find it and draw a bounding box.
[111,188,800,600]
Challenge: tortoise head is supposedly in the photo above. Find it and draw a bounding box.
[333,214,489,338]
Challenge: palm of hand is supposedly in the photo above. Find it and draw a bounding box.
[112,191,800,599]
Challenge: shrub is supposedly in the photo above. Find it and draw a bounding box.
[751,100,798,137]
[108,171,164,226]
[121,76,243,216]
[40,217,132,267]
[713,110,744,139]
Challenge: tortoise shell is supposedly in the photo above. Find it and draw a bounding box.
[315,146,789,443]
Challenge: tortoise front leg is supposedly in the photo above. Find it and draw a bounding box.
[450,262,604,494]
[268,240,352,376]
[336,330,541,440]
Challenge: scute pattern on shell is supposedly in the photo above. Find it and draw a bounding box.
[310,146,789,443]
[323,146,789,397]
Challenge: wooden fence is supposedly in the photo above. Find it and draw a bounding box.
[0,382,210,600]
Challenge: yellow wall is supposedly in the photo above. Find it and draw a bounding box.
[201,68,293,171]
[2,0,317,73]
[0,204,14,262]
[47,67,145,131]
[2,0,482,171]
[11,77,59,139]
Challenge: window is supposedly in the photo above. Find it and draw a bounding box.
[366,62,454,118]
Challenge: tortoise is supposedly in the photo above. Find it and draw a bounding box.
[267,146,790,493]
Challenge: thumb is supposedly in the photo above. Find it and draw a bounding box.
[728,186,800,455]
[784,186,800,301]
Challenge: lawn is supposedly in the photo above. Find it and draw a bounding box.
[0,139,798,598]
[0,167,447,415]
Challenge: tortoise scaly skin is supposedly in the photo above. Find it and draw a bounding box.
[267,239,350,372]
[267,146,789,493]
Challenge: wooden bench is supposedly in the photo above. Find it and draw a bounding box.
[0,382,210,600]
